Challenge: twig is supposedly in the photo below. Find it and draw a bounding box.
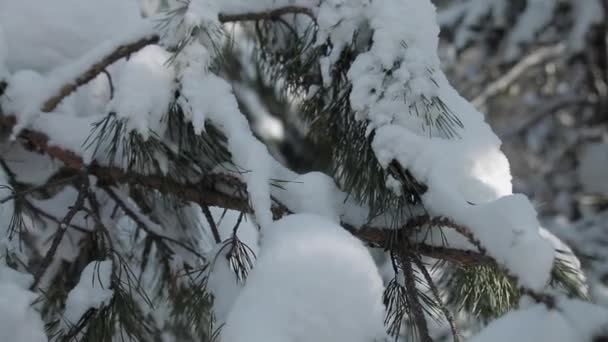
[202,205,222,243]
[103,186,206,260]
[41,35,160,113]
[28,203,90,234]
[0,174,80,204]
[31,178,87,290]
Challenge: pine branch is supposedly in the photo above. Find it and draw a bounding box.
[0,114,497,267]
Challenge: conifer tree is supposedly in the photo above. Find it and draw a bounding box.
[0,0,606,341]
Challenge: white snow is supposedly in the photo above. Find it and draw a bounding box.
[0,275,47,342]
[0,0,141,73]
[322,0,557,290]
[109,45,175,139]
[221,214,386,342]
[274,172,344,223]
[63,260,114,326]
[469,297,608,342]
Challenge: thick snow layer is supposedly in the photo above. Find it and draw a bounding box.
[317,0,557,290]
[0,0,141,73]
[221,214,386,342]
[63,260,113,325]
[469,297,608,342]
[274,172,344,223]
[373,124,554,290]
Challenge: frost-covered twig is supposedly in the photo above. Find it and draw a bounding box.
[41,35,160,113]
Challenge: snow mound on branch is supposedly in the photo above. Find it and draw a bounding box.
[222,214,386,342]
[275,172,345,223]
[109,45,175,139]
[64,260,113,326]
[0,0,141,73]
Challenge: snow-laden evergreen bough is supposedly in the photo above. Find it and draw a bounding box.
[0,0,606,341]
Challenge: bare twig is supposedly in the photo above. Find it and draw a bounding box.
[103,186,206,260]
[202,205,222,244]
[31,178,87,290]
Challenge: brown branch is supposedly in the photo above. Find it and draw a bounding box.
[218,6,315,23]
[1,111,496,266]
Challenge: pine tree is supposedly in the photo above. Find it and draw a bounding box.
[0,0,606,341]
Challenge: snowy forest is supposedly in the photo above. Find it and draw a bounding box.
[0,0,607,341]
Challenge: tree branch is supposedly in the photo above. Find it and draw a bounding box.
[1,114,495,266]
[41,35,160,113]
